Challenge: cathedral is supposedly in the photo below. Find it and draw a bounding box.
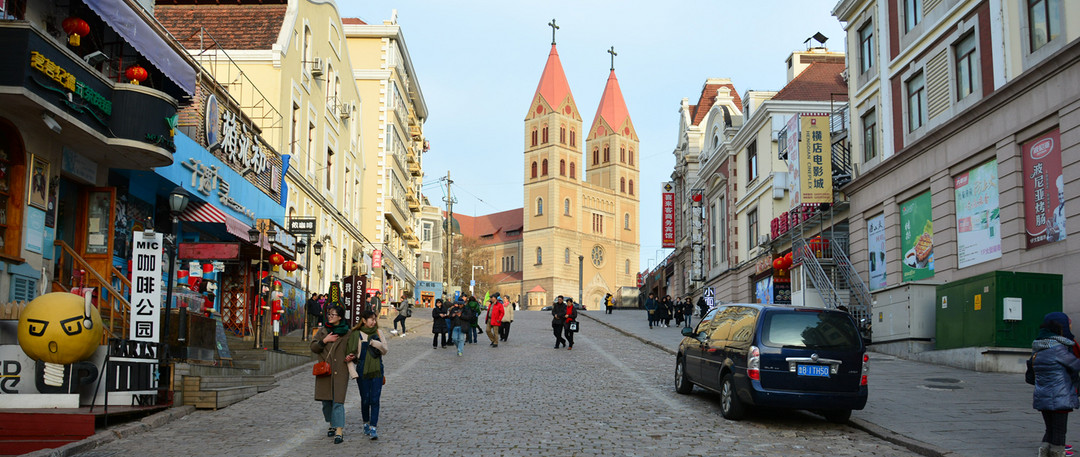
[462,34,640,310]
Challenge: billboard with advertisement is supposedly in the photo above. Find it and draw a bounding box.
[900,191,934,282]
[867,214,887,290]
[798,114,833,205]
[954,160,1001,268]
[1023,128,1067,248]
[787,114,802,210]
[662,182,675,248]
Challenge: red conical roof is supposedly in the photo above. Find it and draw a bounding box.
[589,69,634,139]
[531,44,576,116]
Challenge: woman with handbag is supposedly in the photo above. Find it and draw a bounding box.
[1032,312,1080,457]
[347,309,388,440]
[563,298,579,350]
[310,305,351,444]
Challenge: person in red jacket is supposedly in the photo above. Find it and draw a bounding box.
[563,297,579,350]
[485,295,504,348]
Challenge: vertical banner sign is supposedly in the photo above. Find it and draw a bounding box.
[799,114,833,205]
[662,182,675,248]
[130,232,164,342]
[867,214,887,290]
[955,160,1001,267]
[900,191,934,282]
[341,275,354,323]
[786,114,802,210]
[1023,128,1066,247]
[372,249,383,269]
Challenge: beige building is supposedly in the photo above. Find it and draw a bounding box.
[343,14,427,302]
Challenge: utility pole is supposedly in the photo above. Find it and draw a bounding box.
[443,171,456,293]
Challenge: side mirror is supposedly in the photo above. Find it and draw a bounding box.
[681,327,696,337]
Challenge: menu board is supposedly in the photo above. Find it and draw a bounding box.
[900,191,934,282]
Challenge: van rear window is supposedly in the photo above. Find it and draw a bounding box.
[761,311,861,350]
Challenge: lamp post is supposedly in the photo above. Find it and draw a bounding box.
[247,226,264,349]
[297,237,309,340]
[165,188,189,349]
[313,240,324,293]
[578,255,584,308]
[470,265,483,297]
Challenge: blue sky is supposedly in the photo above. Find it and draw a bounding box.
[343,1,848,269]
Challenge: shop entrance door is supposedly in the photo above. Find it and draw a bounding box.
[54,180,116,288]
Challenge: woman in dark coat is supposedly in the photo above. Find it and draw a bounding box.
[311,305,351,443]
[431,298,449,348]
[1032,312,1080,457]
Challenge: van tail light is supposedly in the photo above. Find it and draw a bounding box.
[748,346,760,381]
[860,353,869,386]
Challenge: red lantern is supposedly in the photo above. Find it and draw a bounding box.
[125,65,148,85]
[269,253,285,266]
[784,252,794,268]
[62,17,89,47]
[282,260,298,272]
[773,258,783,270]
[692,193,703,203]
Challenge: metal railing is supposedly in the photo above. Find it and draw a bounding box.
[793,238,844,310]
[831,242,872,324]
[53,240,132,344]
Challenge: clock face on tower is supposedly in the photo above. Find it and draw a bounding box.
[591,245,604,267]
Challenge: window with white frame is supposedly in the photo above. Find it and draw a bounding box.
[746,141,758,182]
[747,209,758,248]
[862,109,877,162]
[1028,0,1061,52]
[955,32,978,100]
[907,71,926,132]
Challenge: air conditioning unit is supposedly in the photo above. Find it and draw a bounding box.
[758,234,771,246]
[338,103,351,119]
[310,57,324,77]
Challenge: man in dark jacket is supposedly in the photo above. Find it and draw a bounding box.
[697,296,708,318]
[551,296,567,349]
[305,293,321,340]
[644,293,658,329]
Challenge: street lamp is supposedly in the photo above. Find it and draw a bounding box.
[470,265,484,296]
[247,225,264,349]
[578,255,584,308]
[165,187,189,349]
[297,237,310,340]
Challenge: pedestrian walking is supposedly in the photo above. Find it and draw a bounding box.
[465,295,481,343]
[661,295,674,327]
[368,291,382,317]
[697,295,708,318]
[392,293,412,336]
[552,296,567,348]
[449,300,467,356]
[605,293,614,314]
[563,297,579,350]
[346,309,388,441]
[310,305,350,444]
[431,299,449,349]
[674,297,684,327]
[644,293,658,329]
[681,296,695,328]
[485,295,504,347]
[305,292,322,338]
[499,297,514,342]
[1032,312,1080,457]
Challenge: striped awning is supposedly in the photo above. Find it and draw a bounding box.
[180,200,268,249]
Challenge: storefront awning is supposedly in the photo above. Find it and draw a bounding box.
[83,0,196,96]
[180,200,268,249]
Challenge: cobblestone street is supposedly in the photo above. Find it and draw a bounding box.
[71,311,914,456]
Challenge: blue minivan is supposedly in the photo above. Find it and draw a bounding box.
[675,304,868,423]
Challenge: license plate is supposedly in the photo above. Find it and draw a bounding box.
[797,364,830,377]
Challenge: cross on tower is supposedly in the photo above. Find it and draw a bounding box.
[548,18,559,45]
[608,46,618,71]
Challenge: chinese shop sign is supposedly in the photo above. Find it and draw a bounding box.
[662,182,675,248]
[1023,128,1066,248]
[181,157,257,221]
[797,114,832,205]
[954,160,1001,268]
[29,51,112,122]
[130,231,164,342]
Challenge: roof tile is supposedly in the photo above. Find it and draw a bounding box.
[772,62,849,102]
[155,4,287,51]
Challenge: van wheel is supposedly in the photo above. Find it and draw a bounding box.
[719,373,746,420]
[823,409,851,424]
[675,357,693,394]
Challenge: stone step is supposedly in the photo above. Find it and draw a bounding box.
[182,385,259,410]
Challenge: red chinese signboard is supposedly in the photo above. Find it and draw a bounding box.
[372,249,382,268]
[662,183,675,248]
[1023,128,1066,248]
[178,242,240,260]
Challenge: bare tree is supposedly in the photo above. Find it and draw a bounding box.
[451,234,492,296]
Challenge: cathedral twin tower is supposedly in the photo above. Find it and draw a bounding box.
[518,35,641,309]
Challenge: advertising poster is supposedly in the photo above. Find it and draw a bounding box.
[1022,128,1066,247]
[798,114,833,205]
[786,114,802,210]
[755,276,773,305]
[867,214,887,290]
[900,191,934,282]
[955,160,1001,268]
[662,182,675,248]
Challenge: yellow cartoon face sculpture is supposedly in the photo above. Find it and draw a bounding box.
[17,292,103,364]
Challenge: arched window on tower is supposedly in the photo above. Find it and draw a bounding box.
[620,177,626,193]
[620,147,626,163]
[531,161,537,178]
[536,197,544,215]
[542,159,548,176]
[560,159,566,176]
[629,149,634,166]
[625,259,630,274]
[603,145,610,162]
[592,148,599,165]
[542,125,549,144]
[569,162,576,179]
[570,129,576,147]
[536,247,543,265]
[564,198,570,216]
[560,126,566,144]
[629,180,634,195]
[564,248,570,264]
[531,128,538,147]
[624,213,630,230]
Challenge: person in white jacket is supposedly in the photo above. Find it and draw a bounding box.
[499,296,514,342]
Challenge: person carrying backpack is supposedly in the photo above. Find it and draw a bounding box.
[465,295,481,344]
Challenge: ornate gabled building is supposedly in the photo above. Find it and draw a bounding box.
[467,40,640,310]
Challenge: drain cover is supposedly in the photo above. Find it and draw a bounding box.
[924,377,962,383]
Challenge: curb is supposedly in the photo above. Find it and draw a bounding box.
[581,313,954,457]
[21,406,196,457]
